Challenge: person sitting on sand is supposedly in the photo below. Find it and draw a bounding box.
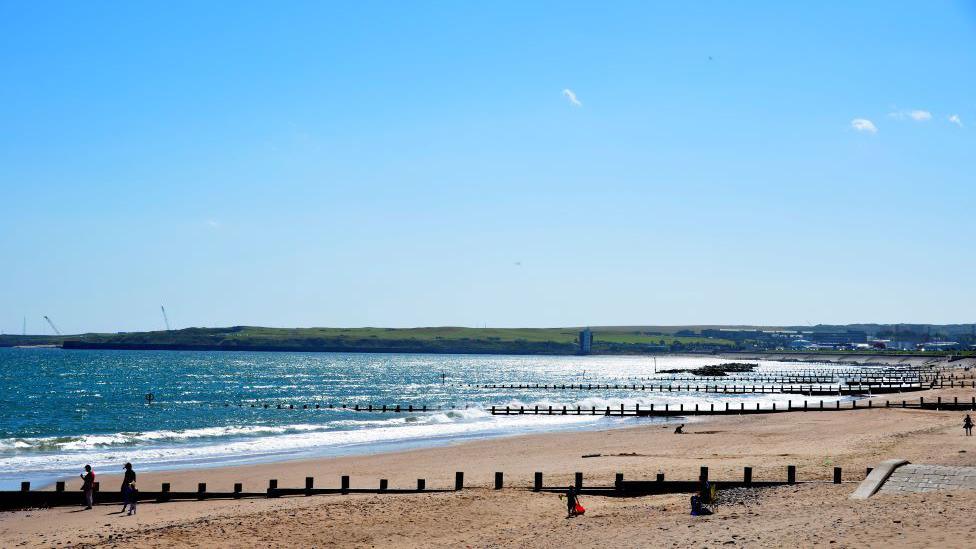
[964,415,973,437]
[674,424,684,434]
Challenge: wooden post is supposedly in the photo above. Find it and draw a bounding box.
[615,473,623,490]
[744,467,752,485]
[56,481,65,492]
[234,483,243,498]
[787,465,796,485]
[575,472,583,489]
[305,476,314,495]
[198,483,207,500]
[341,475,350,495]
[417,479,425,491]
[833,467,842,484]
[455,472,464,491]
[494,472,503,490]
[700,466,708,482]
[268,479,278,498]
[20,481,29,492]
[161,482,171,502]
[656,473,665,483]
[379,479,388,492]
[534,472,542,492]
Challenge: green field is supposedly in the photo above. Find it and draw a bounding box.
[1,326,970,357]
[0,326,734,354]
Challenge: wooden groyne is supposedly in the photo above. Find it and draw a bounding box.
[478,382,927,395]
[489,396,976,417]
[0,465,867,510]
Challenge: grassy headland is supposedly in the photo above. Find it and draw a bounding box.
[2,325,972,356]
[1,326,734,355]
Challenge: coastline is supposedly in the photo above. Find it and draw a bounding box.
[5,385,976,547]
[70,385,976,494]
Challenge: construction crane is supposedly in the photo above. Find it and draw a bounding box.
[43,315,61,335]
[160,306,171,331]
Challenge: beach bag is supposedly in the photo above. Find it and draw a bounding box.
[574,502,586,515]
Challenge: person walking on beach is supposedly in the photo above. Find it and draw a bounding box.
[121,463,137,513]
[126,482,138,516]
[565,484,578,518]
[964,415,973,436]
[80,465,95,510]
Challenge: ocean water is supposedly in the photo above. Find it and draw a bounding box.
[0,348,849,489]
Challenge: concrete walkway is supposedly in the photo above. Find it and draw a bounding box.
[878,464,976,494]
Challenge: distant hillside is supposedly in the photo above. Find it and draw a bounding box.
[1,326,734,355]
[2,324,971,356]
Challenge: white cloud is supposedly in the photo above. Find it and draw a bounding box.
[562,88,582,107]
[889,109,932,122]
[851,118,877,134]
[206,219,220,228]
[949,114,963,127]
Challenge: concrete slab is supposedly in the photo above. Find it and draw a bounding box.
[850,459,910,500]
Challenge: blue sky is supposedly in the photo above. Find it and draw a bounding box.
[1,1,974,334]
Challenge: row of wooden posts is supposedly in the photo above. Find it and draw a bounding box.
[3,465,869,509]
[479,383,928,394]
[489,396,976,417]
[618,376,932,384]
[483,377,975,391]
[622,367,949,380]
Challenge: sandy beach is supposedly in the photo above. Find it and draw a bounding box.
[3,384,976,548]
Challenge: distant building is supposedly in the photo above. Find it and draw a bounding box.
[807,331,867,345]
[578,328,593,354]
[916,341,964,351]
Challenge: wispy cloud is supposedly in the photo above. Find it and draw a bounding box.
[851,118,877,134]
[889,109,932,122]
[949,114,963,128]
[562,88,582,107]
[206,219,220,228]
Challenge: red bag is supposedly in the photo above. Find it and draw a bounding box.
[574,503,586,515]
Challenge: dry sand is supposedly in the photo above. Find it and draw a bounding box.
[3,386,976,548]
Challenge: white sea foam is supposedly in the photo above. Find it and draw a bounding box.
[0,408,602,478]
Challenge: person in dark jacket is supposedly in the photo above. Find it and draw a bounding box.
[566,484,578,517]
[80,465,95,510]
[964,415,973,436]
[121,463,137,513]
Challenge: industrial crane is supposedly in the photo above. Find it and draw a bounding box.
[43,315,61,335]
[161,306,171,331]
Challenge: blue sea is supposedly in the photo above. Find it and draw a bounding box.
[0,348,846,489]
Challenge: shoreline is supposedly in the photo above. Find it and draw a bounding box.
[41,385,967,494]
[5,386,976,547]
[29,414,672,491]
